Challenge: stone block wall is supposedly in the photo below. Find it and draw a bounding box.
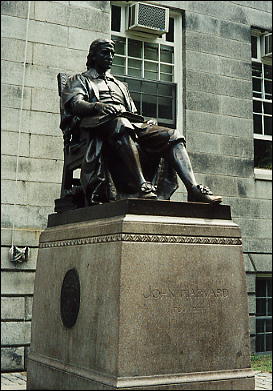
[1,0,111,371]
[167,0,272,352]
[1,0,272,370]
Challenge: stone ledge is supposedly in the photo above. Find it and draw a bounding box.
[28,353,255,389]
[48,199,231,227]
[39,234,242,248]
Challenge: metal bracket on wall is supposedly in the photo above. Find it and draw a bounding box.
[9,246,29,264]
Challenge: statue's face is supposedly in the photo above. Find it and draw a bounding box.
[93,43,115,72]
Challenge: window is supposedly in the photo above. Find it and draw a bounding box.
[256,276,272,353]
[110,2,182,129]
[251,29,272,170]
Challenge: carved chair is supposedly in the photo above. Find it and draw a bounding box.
[56,73,86,211]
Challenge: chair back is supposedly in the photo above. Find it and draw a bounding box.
[57,73,69,126]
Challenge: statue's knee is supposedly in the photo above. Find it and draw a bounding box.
[107,120,135,150]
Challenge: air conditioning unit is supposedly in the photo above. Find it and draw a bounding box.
[127,2,169,35]
[262,32,272,61]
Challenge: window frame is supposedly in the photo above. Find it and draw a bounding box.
[110,1,183,129]
[251,28,272,171]
[255,275,272,353]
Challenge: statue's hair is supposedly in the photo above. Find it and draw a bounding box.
[86,39,115,69]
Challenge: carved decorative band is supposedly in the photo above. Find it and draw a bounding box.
[40,234,242,248]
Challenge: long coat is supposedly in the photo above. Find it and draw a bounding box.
[60,68,179,204]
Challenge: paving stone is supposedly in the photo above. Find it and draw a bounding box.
[0,371,272,390]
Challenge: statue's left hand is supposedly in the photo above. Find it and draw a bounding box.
[146,118,158,126]
[95,103,121,115]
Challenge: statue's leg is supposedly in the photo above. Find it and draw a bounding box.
[106,118,157,199]
[168,141,222,204]
[168,141,198,191]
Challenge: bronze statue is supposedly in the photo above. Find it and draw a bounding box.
[60,38,222,207]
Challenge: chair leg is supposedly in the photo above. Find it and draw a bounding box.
[60,163,73,197]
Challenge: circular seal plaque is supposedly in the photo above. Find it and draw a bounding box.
[60,268,80,328]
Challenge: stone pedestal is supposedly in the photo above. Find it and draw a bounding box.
[27,199,255,390]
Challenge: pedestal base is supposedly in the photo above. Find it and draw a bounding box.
[27,200,255,390]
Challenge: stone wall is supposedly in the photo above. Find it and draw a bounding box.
[1,0,272,371]
[1,0,111,371]
[178,0,272,353]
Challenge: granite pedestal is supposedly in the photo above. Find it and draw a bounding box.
[27,199,255,389]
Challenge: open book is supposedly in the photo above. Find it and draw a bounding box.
[80,111,145,129]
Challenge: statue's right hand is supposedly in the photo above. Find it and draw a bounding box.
[94,103,120,115]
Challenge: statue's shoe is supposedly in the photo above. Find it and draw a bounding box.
[139,182,157,199]
[188,184,222,204]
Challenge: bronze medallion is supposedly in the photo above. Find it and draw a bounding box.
[60,268,80,328]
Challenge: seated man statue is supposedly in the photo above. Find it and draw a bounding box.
[61,38,222,206]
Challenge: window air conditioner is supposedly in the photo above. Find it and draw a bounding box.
[127,2,169,35]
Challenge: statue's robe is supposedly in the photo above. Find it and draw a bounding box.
[60,68,185,204]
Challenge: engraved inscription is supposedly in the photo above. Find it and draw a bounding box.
[143,285,229,314]
[143,286,229,299]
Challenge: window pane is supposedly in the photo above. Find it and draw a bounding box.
[268,298,272,315]
[112,65,125,76]
[251,35,258,58]
[252,62,262,77]
[160,45,174,63]
[128,59,141,73]
[265,34,272,54]
[158,96,173,119]
[257,279,267,297]
[144,70,158,81]
[144,42,158,61]
[253,100,262,113]
[264,65,272,80]
[264,117,272,136]
[252,77,262,95]
[268,279,272,297]
[142,94,157,117]
[256,334,264,352]
[266,334,272,351]
[128,39,142,58]
[253,114,262,133]
[158,84,173,97]
[254,139,272,169]
[266,319,272,332]
[160,73,173,82]
[166,17,174,42]
[161,64,174,74]
[112,36,125,55]
[256,319,265,333]
[256,298,266,316]
[142,81,157,94]
[130,92,141,112]
[263,102,272,115]
[111,5,121,32]
[118,77,176,130]
[144,61,158,72]
[127,79,141,92]
[113,56,125,66]
[265,80,272,99]
[128,68,141,78]
[253,91,262,98]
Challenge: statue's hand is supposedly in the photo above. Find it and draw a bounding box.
[146,118,158,125]
[94,103,120,115]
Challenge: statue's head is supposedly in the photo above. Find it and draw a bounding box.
[86,39,115,71]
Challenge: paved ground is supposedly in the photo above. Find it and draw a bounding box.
[1,370,272,390]
[1,372,27,390]
[255,371,272,390]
